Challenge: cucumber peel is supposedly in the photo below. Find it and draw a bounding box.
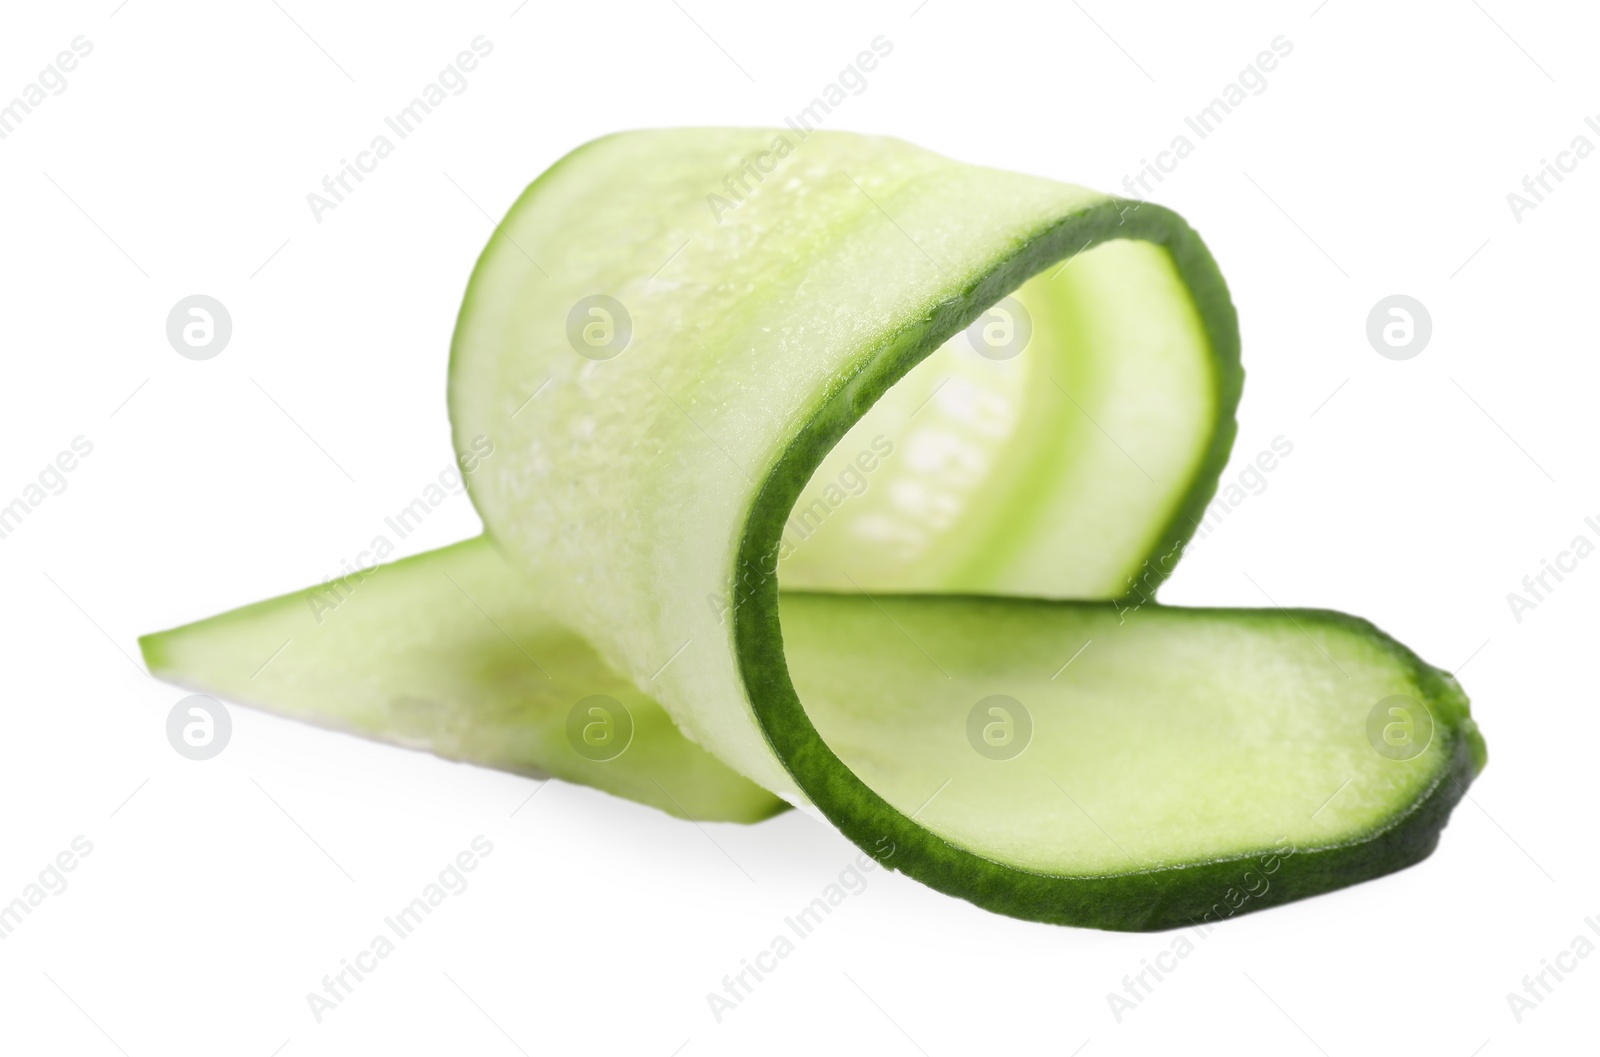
[144,129,1485,930]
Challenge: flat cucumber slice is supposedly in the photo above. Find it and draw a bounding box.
[139,537,786,824]
[781,594,1483,929]
[449,129,1483,927]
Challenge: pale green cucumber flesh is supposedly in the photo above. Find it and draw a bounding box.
[138,537,785,824]
[780,593,1483,928]
[778,240,1217,597]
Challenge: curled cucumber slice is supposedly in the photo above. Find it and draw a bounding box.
[145,130,1484,930]
[450,130,1240,798]
[447,130,1483,928]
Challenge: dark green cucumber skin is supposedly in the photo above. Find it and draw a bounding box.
[736,200,1480,931]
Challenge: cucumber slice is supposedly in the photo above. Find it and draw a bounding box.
[139,536,786,824]
[448,129,1483,928]
[781,594,1483,929]
[143,130,1482,928]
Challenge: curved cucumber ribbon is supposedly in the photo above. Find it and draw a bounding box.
[145,130,1484,930]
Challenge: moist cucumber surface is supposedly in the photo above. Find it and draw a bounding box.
[449,130,1243,801]
[139,536,785,824]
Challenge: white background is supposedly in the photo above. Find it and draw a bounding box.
[1,1,1594,1054]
